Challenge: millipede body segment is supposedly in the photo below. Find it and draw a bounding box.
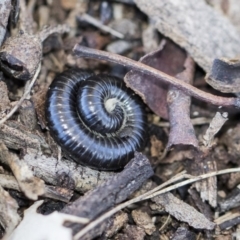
[45,68,147,170]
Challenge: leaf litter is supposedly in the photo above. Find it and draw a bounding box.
[1,0,240,239]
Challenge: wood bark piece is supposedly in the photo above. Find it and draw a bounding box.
[152,192,215,230]
[0,185,21,235]
[219,213,240,230]
[167,56,198,149]
[134,0,240,72]
[0,142,45,200]
[172,227,196,240]
[207,0,240,34]
[0,0,69,81]
[0,122,47,153]
[62,152,153,239]
[215,212,240,230]
[0,82,10,118]
[219,186,240,212]
[192,112,228,207]
[202,112,228,147]
[0,174,73,203]
[19,100,38,130]
[188,188,213,222]
[206,58,240,93]
[22,153,115,193]
[0,0,11,46]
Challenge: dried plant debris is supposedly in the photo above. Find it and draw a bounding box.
[0,120,49,155]
[125,39,186,119]
[220,124,240,160]
[206,58,240,93]
[125,41,198,152]
[22,153,115,193]
[62,153,153,239]
[215,211,240,230]
[0,142,45,200]
[167,56,198,149]
[142,25,160,53]
[18,100,37,130]
[207,0,240,33]
[104,211,128,238]
[0,174,73,203]
[1,0,240,239]
[0,81,11,118]
[189,112,228,208]
[219,185,240,212]
[172,227,196,240]
[152,192,215,230]
[188,188,213,222]
[0,0,12,46]
[114,225,146,240]
[227,172,240,189]
[0,0,69,81]
[0,185,20,236]
[202,112,228,147]
[131,209,156,235]
[7,200,89,240]
[134,0,240,72]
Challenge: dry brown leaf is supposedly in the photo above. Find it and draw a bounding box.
[125,39,186,119]
[134,0,240,72]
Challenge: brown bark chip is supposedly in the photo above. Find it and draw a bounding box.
[134,0,240,72]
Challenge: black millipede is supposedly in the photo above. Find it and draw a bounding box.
[45,68,147,170]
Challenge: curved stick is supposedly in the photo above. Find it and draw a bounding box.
[73,45,240,108]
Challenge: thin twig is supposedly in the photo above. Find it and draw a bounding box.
[74,167,240,239]
[77,13,124,39]
[157,117,212,127]
[159,214,171,232]
[0,64,41,125]
[73,45,240,108]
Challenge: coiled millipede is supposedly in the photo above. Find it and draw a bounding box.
[45,68,147,170]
